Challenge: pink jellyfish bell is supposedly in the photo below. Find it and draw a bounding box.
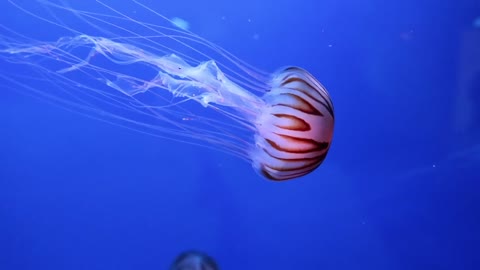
[253,67,334,180]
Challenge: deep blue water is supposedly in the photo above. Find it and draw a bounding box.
[0,0,479,269]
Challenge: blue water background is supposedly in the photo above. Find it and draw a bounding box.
[0,0,479,269]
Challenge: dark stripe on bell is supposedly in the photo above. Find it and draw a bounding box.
[260,158,324,181]
[266,134,329,153]
[280,75,334,118]
[262,145,327,166]
[277,93,323,116]
[262,147,326,170]
[260,168,276,180]
[286,85,334,118]
[281,77,322,101]
[261,167,309,181]
[272,113,311,131]
[284,85,331,112]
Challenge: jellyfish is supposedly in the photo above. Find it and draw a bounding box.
[0,0,334,181]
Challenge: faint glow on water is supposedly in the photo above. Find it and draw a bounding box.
[473,17,480,28]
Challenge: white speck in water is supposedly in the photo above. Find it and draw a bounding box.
[171,17,190,31]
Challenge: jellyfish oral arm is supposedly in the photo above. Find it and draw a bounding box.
[144,53,263,111]
[1,35,263,115]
